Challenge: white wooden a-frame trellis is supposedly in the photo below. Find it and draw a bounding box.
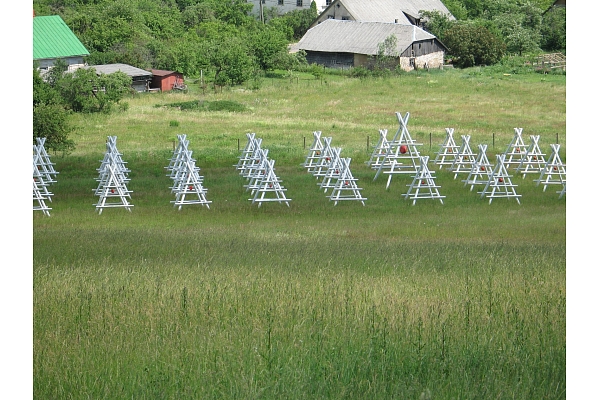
[168,136,211,210]
[534,143,566,192]
[319,147,344,193]
[250,158,291,207]
[433,128,460,170]
[328,157,367,206]
[302,131,324,173]
[33,161,52,216]
[240,138,266,181]
[34,137,59,184]
[235,133,261,173]
[502,128,529,169]
[448,134,477,179]
[515,135,547,178]
[402,156,445,205]
[170,159,212,210]
[244,148,270,194]
[311,136,335,179]
[365,129,390,169]
[462,144,494,191]
[374,112,423,189]
[557,181,566,199]
[166,134,192,177]
[479,154,521,204]
[94,136,133,214]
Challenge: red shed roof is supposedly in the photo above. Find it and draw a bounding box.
[150,69,181,77]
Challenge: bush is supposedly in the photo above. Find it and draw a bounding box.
[33,104,75,154]
[444,23,506,68]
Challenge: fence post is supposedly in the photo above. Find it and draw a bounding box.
[303,136,306,149]
[556,132,559,144]
[493,132,495,148]
[367,135,370,152]
[237,138,240,152]
[429,132,432,150]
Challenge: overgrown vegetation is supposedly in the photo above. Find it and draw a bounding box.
[157,99,248,112]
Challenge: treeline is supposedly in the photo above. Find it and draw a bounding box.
[33,0,565,76]
[33,0,316,83]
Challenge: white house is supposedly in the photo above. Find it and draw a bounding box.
[247,0,331,17]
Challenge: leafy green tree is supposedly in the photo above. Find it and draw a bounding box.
[56,68,132,113]
[540,7,566,51]
[200,35,255,85]
[374,34,399,70]
[33,68,75,153]
[270,3,318,40]
[246,25,290,71]
[441,0,469,20]
[33,104,75,154]
[420,10,454,41]
[444,23,506,67]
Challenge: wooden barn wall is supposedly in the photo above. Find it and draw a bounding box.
[306,51,354,68]
[400,40,445,57]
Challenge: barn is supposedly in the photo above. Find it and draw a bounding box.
[149,70,185,92]
[293,19,447,71]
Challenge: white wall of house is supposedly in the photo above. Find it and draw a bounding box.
[247,0,330,16]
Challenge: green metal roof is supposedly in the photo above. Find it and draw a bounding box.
[33,15,89,60]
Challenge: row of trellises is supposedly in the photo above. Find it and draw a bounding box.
[363,112,565,204]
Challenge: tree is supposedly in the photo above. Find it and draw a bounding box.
[540,7,566,51]
[420,10,454,41]
[56,68,132,113]
[444,23,506,67]
[33,104,75,154]
[374,34,399,71]
[246,25,290,71]
[33,68,74,153]
[200,35,255,86]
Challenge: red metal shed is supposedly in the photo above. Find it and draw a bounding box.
[150,69,184,92]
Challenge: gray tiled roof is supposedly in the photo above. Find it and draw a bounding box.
[296,20,436,55]
[322,0,454,23]
[83,63,152,77]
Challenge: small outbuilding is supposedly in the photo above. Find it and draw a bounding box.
[149,69,185,92]
[83,63,153,92]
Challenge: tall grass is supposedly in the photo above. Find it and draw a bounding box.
[34,68,566,399]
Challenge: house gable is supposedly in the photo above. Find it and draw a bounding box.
[311,0,454,28]
[33,15,89,69]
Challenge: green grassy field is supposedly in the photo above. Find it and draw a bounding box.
[34,68,566,399]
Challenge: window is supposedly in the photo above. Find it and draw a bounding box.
[326,0,332,5]
[327,15,334,19]
[341,16,350,20]
[297,0,303,6]
[278,0,283,4]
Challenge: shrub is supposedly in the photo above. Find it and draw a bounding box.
[444,23,506,68]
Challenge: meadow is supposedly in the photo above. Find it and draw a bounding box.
[34,67,566,399]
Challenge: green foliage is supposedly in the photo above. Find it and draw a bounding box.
[33,103,75,154]
[33,66,75,153]
[200,35,255,86]
[269,5,318,40]
[540,7,566,51]
[159,100,248,112]
[56,68,132,113]
[246,25,290,71]
[444,23,506,67]
[420,10,454,40]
